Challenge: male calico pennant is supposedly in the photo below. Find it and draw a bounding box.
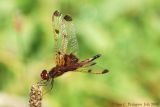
[39,10,109,87]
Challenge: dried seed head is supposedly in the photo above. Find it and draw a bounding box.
[29,84,42,107]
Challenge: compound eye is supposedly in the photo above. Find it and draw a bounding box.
[41,70,49,80]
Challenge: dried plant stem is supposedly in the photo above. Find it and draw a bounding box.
[29,84,42,107]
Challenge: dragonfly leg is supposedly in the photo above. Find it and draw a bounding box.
[37,80,49,86]
[50,79,54,91]
[42,79,54,95]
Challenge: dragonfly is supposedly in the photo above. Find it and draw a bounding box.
[38,10,109,88]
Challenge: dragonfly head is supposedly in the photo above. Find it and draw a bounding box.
[41,70,49,80]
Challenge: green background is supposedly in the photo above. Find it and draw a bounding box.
[0,0,160,107]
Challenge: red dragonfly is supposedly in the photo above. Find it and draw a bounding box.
[39,10,109,88]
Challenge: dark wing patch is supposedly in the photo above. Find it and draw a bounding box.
[53,10,61,16]
[64,15,72,21]
[102,69,109,74]
[55,29,59,34]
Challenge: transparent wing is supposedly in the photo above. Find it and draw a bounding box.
[75,63,109,74]
[52,10,68,66]
[52,10,78,66]
[63,15,78,55]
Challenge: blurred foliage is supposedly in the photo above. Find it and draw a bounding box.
[25,23,45,60]
[0,63,14,90]
[16,0,38,15]
[0,0,160,107]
